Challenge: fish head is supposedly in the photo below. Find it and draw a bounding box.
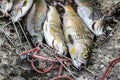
[70,43,90,69]
[21,0,33,15]
[10,0,33,22]
[11,8,22,22]
[54,38,67,55]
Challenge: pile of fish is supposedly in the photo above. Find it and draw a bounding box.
[0,0,119,73]
[0,0,107,69]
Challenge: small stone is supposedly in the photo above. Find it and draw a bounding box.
[100,65,104,68]
[0,74,5,80]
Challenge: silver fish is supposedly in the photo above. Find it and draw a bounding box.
[11,0,33,22]
[43,6,67,55]
[23,0,47,45]
[75,0,104,36]
[62,4,93,69]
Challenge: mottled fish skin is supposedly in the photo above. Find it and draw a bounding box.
[74,0,104,36]
[11,0,33,22]
[62,5,93,69]
[43,6,67,55]
[0,0,14,17]
[23,0,47,45]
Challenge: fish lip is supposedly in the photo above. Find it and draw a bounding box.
[78,63,85,70]
[73,60,86,70]
[57,50,67,55]
[11,16,18,22]
[63,50,67,55]
[0,11,3,16]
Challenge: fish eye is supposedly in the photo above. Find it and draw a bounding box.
[82,51,89,59]
[68,34,74,44]
[0,4,4,9]
[4,1,7,4]
[74,58,76,60]
[11,11,17,16]
[7,0,10,2]
[11,11,15,16]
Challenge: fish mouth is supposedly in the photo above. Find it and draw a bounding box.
[73,60,86,70]
[57,50,67,55]
[78,63,85,70]
[63,50,67,55]
[0,11,4,17]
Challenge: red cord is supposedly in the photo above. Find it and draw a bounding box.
[21,47,40,55]
[21,47,74,80]
[31,57,54,74]
[33,54,59,62]
[31,57,73,80]
[58,64,63,76]
[100,57,120,80]
[21,47,120,80]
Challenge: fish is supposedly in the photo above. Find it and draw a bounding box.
[61,4,93,69]
[10,0,33,22]
[22,0,47,46]
[43,5,67,55]
[0,0,13,17]
[74,0,104,36]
